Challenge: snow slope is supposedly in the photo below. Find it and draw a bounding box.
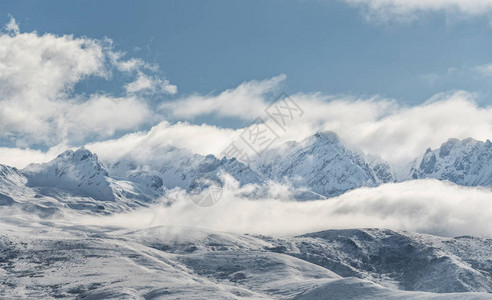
[0,214,491,299]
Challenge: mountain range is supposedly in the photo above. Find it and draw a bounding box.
[1,131,492,299]
[1,131,491,214]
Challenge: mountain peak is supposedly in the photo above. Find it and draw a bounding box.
[252,130,381,197]
[23,147,113,201]
[311,130,340,144]
[56,147,99,163]
[411,136,492,186]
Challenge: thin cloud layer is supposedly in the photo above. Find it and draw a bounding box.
[0,145,68,169]
[344,0,492,23]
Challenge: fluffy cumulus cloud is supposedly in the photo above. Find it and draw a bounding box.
[0,17,175,147]
[344,0,492,23]
[326,91,492,164]
[75,179,492,238]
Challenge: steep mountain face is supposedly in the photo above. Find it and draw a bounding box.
[252,131,394,197]
[368,158,395,183]
[0,164,26,192]
[409,138,492,187]
[104,146,264,192]
[23,148,115,201]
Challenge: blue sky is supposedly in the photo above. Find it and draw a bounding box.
[2,0,492,167]
[3,0,492,105]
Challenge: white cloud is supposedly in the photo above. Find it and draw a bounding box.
[65,95,154,139]
[125,72,177,95]
[2,69,491,168]
[0,144,69,169]
[0,23,106,101]
[160,74,286,119]
[86,121,237,164]
[160,75,492,164]
[0,18,175,147]
[322,91,492,164]
[4,16,19,35]
[475,63,492,76]
[107,49,157,73]
[75,179,492,238]
[2,17,489,169]
[344,0,492,23]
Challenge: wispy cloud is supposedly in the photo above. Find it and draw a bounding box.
[344,0,492,23]
[474,63,492,76]
[160,74,286,119]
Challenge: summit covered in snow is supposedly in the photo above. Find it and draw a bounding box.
[1,132,492,214]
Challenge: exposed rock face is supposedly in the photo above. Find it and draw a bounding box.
[409,138,492,187]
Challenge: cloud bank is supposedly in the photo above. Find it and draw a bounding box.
[75,179,492,238]
[158,78,492,165]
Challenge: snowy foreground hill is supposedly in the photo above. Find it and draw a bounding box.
[1,213,492,299]
[1,132,492,299]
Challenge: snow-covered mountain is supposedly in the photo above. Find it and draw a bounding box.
[408,137,492,187]
[251,131,394,197]
[1,134,492,299]
[0,146,264,213]
[0,164,26,193]
[23,148,115,201]
[104,145,264,192]
[1,132,492,213]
